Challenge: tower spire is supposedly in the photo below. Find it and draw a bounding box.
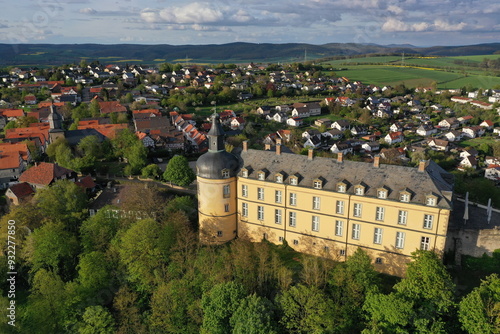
[207,112,225,152]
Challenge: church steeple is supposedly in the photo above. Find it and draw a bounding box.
[48,105,62,131]
[207,112,225,152]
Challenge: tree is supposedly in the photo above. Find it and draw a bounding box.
[276,284,335,333]
[78,306,116,334]
[163,155,196,187]
[77,251,112,295]
[230,293,278,334]
[35,180,88,228]
[79,207,120,253]
[141,163,162,179]
[77,135,103,159]
[22,221,79,275]
[363,250,456,333]
[201,281,246,334]
[112,285,147,334]
[458,274,500,334]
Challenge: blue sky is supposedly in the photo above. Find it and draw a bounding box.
[0,0,499,46]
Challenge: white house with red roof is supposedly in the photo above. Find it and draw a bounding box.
[384,131,404,144]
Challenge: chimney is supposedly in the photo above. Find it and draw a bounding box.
[242,140,248,152]
[265,143,271,151]
[308,148,314,161]
[276,138,282,145]
[373,155,380,168]
[337,152,343,163]
[276,144,281,155]
[418,160,427,172]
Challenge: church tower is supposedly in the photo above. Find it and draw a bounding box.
[196,113,239,244]
[48,105,65,143]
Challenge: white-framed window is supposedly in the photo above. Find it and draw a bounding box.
[222,169,230,178]
[242,169,248,178]
[289,211,296,227]
[426,196,436,206]
[355,186,364,195]
[242,202,248,217]
[224,204,229,212]
[263,233,268,240]
[223,185,230,198]
[376,207,385,221]
[400,193,410,202]
[377,190,387,199]
[275,209,282,224]
[257,187,264,200]
[353,203,362,217]
[352,223,360,240]
[257,206,264,220]
[290,177,298,185]
[395,231,405,249]
[398,210,408,225]
[420,236,431,250]
[324,246,330,252]
[312,216,320,232]
[339,249,346,256]
[276,174,283,183]
[335,220,343,236]
[337,184,346,193]
[241,184,248,197]
[278,236,284,242]
[275,190,282,203]
[258,172,265,180]
[373,227,383,244]
[375,257,383,264]
[313,180,322,189]
[423,214,434,229]
[293,239,299,245]
[313,196,320,210]
[290,193,297,206]
[217,231,223,237]
[336,200,344,214]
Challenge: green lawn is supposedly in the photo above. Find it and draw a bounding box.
[458,137,499,149]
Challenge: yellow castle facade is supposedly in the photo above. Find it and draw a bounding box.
[197,114,454,276]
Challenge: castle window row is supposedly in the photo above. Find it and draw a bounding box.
[239,168,440,207]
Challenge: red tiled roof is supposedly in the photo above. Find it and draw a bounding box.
[0,109,24,118]
[98,101,127,114]
[19,162,74,186]
[75,175,96,189]
[77,123,128,139]
[0,142,31,161]
[133,109,161,117]
[5,125,50,146]
[0,151,21,170]
[8,182,34,198]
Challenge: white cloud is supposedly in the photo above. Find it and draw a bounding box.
[381,18,410,32]
[79,8,97,15]
[387,5,404,15]
[433,19,466,31]
[148,2,225,24]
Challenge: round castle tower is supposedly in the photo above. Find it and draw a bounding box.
[196,113,239,244]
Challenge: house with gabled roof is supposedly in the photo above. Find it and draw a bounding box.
[98,101,127,114]
[458,156,477,170]
[19,162,77,189]
[384,131,404,144]
[5,182,34,205]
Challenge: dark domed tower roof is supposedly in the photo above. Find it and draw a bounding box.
[196,113,239,179]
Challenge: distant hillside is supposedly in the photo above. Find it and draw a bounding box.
[0,42,499,66]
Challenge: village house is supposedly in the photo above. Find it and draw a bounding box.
[5,182,35,205]
[427,138,449,152]
[384,131,404,144]
[458,156,478,170]
[416,123,438,137]
[484,165,500,182]
[19,162,77,189]
[331,120,350,131]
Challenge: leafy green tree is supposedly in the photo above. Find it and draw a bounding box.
[329,247,380,332]
[35,180,88,228]
[363,250,456,333]
[276,284,335,333]
[79,206,120,253]
[163,155,196,187]
[458,274,500,334]
[201,281,246,334]
[112,285,147,334]
[23,221,79,275]
[141,163,162,179]
[230,293,278,334]
[77,135,103,159]
[77,251,112,295]
[115,218,171,292]
[78,305,116,334]
[149,279,201,333]
[22,269,69,334]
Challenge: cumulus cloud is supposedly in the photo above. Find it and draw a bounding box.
[141,3,225,24]
[382,17,466,32]
[79,8,97,15]
[433,19,466,31]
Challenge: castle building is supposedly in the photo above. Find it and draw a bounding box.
[196,114,455,276]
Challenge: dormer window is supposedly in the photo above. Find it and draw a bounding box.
[400,190,411,202]
[377,187,389,199]
[241,169,248,178]
[290,176,298,185]
[337,182,346,193]
[257,170,266,180]
[426,194,438,206]
[275,172,284,183]
[222,169,230,178]
[355,185,365,196]
[313,179,322,189]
